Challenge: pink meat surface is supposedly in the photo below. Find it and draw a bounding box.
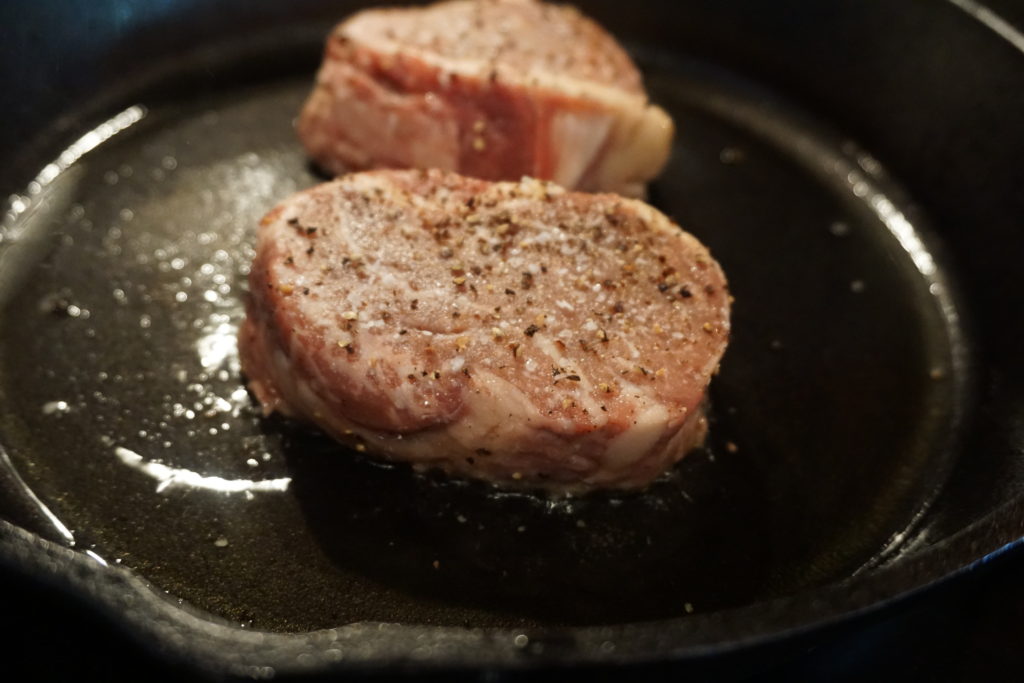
[239,169,730,491]
[297,0,674,198]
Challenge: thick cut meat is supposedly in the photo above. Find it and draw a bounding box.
[297,0,673,198]
[239,170,729,491]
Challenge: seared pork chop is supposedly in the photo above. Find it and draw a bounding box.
[297,0,673,197]
[239,170,729,491]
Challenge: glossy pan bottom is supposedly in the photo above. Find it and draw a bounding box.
[0,45,967,633]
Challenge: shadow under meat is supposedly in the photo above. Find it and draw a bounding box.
[273,410,776,627]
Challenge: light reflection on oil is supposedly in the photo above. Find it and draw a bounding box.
[3,105,147,236]
[114,446,291,495]
[195,317,240,370]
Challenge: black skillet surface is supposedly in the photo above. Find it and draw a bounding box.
[0,0,1022,679]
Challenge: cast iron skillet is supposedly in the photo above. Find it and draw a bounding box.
[1,0,1023,678]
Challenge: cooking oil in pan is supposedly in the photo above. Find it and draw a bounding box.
[0,55,967,630]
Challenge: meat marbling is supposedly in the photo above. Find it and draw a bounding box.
[297,0,673,198]
[239,169,729,491]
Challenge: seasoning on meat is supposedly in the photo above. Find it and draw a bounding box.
[239,169,730,492]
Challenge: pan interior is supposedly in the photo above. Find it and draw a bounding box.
[0,49,967,631]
